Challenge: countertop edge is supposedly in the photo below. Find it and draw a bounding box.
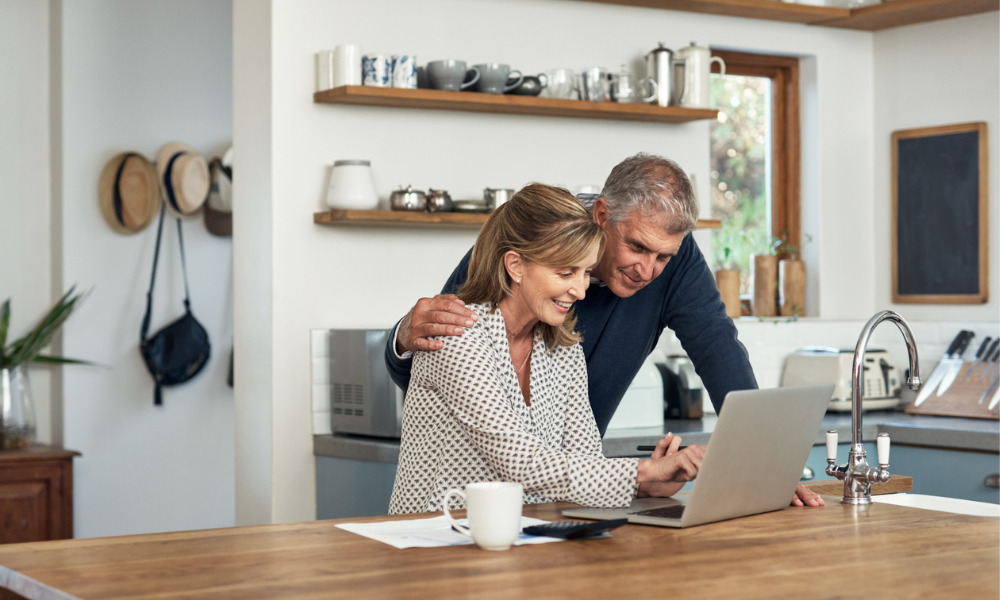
[315,411,999,462]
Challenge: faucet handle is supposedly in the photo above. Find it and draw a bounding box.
[826,430,838,461]
[877,432,890,466]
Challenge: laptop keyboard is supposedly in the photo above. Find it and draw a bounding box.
[632,504,686,519]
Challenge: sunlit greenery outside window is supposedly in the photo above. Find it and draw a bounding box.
[710,74,771,294]
[706,51,800,300]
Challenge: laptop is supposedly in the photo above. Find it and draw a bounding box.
[562,384,834,528]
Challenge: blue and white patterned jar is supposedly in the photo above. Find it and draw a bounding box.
[362,55,391,87]
[391,55,417,89]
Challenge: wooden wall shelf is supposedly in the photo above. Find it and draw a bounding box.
[570,0,998,30]
[314,209,722,230]
[313,86,719,124]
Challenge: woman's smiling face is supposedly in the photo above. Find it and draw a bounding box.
[505,243,600,329]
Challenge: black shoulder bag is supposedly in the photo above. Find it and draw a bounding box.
[140,204,211,405]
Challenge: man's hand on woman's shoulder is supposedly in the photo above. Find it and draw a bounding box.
[396,294,479,354]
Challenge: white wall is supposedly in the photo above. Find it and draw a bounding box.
[52,0,233,538]
[873,13,1000,322]
[0,0,54,442]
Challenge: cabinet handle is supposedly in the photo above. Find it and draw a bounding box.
[985,474,999,488]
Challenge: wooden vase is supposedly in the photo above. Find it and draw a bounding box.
[714,269,741,319]
[779,259,806,317]
[751,254,778,317]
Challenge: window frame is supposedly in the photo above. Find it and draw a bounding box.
[710,50,801,258]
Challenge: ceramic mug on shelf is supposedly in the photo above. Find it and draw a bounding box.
[362,54,392,87]
[443,482,523,551]
[392,55,417,89]
[473,63,524,94]
[426,60,481,91]
[334,44,362,87]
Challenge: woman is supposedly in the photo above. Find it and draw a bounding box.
[388,183,704,514]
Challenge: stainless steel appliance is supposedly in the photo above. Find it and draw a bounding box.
[658,356,704,419]
[781,347,900,411]
[327,329,403,438]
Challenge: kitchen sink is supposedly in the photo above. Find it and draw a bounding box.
[872,493,1000,517]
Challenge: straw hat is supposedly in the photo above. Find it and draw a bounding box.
[204,146,232,237]
[98,152,161,234]
[156,142,209,218]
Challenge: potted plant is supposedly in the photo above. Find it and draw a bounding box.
[714,245,742,319]
[0,287,88,449]
[750,238,780,317]
[776,233,811,318]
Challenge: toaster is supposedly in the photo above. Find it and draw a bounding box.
[780,347,900,411]
[327,329,403,438]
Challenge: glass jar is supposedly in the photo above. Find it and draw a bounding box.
[1,366,37,449]
[326,159,379,210]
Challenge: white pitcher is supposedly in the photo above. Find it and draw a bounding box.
[673,42,725,109]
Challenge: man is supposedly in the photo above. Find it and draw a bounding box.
[384,153,822,507]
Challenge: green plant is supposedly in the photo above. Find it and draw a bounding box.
[771,231,814,260]
[0,287,90,369]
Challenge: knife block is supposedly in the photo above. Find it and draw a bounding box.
[905,360,1000,419]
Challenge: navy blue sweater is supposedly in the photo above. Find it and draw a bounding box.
[384,232,757,436]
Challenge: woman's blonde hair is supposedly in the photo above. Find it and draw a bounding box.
[457,183,604,350]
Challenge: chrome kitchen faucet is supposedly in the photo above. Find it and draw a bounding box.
[826,311,921,504]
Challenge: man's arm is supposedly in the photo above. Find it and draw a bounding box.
[661,235,757,413]
[383,248,476,391]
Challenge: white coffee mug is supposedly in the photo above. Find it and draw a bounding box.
[316,50,336,91]
[333,44,362,87]
[443,482,523,551]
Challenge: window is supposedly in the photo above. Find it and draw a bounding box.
[708,51,800,295]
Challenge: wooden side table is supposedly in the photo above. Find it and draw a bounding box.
[0,445,79,544]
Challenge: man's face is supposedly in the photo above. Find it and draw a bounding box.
[591,198,686,298]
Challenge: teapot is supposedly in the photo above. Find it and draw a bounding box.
[673,42,726,108]
[426,188,453,212]
[509,73,549,96]
[645,43,676,107]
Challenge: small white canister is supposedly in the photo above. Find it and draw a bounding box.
[326,160,378,210]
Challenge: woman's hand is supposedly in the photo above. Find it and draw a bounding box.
[635,433,706,498]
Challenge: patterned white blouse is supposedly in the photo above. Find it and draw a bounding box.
[388,302,639,515]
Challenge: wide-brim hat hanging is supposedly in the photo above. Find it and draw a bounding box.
[204,146,233,237]
[156,142,209,219]
[98,152,161,234]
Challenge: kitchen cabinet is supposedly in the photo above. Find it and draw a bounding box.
[804,442,1000,503]
[888,444,999,504]
[570,0,999,31]
[0,445,79,544]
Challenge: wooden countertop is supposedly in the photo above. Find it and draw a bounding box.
[0,498,996,599]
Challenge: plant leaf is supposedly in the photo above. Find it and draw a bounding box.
[6,286,86,367]
[0,299,9,364]
[33,355,102,367]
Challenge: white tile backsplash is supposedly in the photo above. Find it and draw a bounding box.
[310,319,1000,436]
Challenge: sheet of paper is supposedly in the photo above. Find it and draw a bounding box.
[336,516,566,549]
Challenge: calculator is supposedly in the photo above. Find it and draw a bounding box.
[521,518,627,540]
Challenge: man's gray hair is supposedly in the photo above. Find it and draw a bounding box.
[600,153,698,234]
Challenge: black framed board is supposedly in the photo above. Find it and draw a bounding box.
[892,122,988,304]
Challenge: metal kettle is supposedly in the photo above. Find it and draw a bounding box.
[645,43,675,107]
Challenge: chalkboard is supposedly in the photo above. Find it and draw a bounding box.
[892,122,988,304]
